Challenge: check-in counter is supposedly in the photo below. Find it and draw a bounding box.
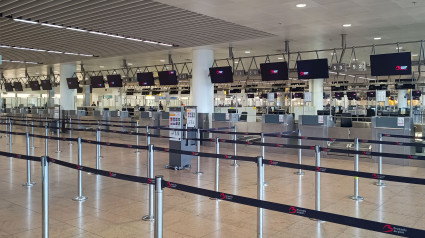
[160,112,169,137]
[211,113,239,148]
[110,111,133,132]
[299,115,335,156]
[372,117,416,166]
[93,110,110,130]
[262,114,296,154]
[139,111,161,136]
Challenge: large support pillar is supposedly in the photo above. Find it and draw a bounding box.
[309,79,324,114]
[60,63,77,110]
[397,89,408,109]
[83,85,91,107]
[190,48,214,125]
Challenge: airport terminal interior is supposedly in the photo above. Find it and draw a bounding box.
[2,0,425,237]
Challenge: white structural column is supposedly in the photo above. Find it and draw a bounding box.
[60,63,77,110]
[397,89,408,109]
[190,48,214,114]
[309,79,324,113]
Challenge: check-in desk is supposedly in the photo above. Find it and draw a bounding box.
[212,113,239,148]
[372,117,416,166]
[140,111,161,136]
[262,114,296,154]
[160,112,169,137]
[299,115,335,156]
[110,111,132,132]
[93,110,110,130]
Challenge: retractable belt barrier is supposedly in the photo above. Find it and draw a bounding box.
[162,180,424,237]
[382,133,425,140]
[0,150,422,237]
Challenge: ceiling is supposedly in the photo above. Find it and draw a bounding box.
[2,0,425,76]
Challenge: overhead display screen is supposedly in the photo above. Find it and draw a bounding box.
[370,52,412,76]
[29,81,41,91]
[41,80,52,90]
[66,78,79,89]
[90,76,105,88]
[296,58,329,79]
[13,82,23,91]
[209,66,233,83]
[334,92,343,98]
[367,91,376,98]
[137,72,155,86]
[4,83,13,92]
[347,92,357,98]
[260,62,289,81]
[106,74,123,87]
[412,90,422,97]
[158,70,178,85]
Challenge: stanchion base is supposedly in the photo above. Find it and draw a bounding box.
[69,143,73,146]
[230,163,239,167]
[264,182,269,186]
[209,197,221,200]
[349,195,364,201]
[374,182,387,187]
[294,171,305,175]
[72,196,88,202]
[142,215,154,221]
[134,150,140,154]
[99,156,104,159]
[193,171,204,175]
[55,150,61,153]
[30,147,36,149]
[22,182,35,187]
[309,218,326,223]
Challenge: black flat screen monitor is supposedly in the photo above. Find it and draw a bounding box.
[66,77,79,89]
[370,52,412,76]
[386,91,391,97]
[347,92,357,98]
[296,58,329,79]
[334,92,343,98]
[294,93,304,99]
[106,75,123,87]
[13,82,23,91]
[209,66,233,83]
[412,90,422,97]
[137,72,155,86]
[158,70,178,85]
[4,83,13,92]
[29,81,41,91]
[90,76,105,88]
[41,80,52,90]
[247,94,254,98]
[367,91,376,98]
[395,84,415,89]
[260,62,289,81]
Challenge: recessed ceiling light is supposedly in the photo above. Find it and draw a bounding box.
[343,24,352,27]
[99,65,105,68]
[396,46,403,50]
[412,54,419,57]
[278,57,283,60]
[160,59,165,62]
[296,3,307,8]
[245,50,251,54]
[374,37,382,40]
[127,63,133,66]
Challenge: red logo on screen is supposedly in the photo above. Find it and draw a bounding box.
[169,71,175,74]
[383,224,394,233]
[217,70,224,74]
[270,70,278,74]
[289,207,297,214]
[300,72,309,76]
[395,66,408,71]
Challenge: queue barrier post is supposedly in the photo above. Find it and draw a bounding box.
[45,125,49,156]
[210,137,220,200]
[98,129,103,158]
[154,175,163,238]
[55,120,61,153]
[257,156,264,238]
[193,129,203,175]
[315,145,321,214]
[5,118,8,138]
[260,133,269,186]
[147,126,151,146]
[350,138,364,201]
[73,138,88,201]
[23,132,35,187]
[135,121,140,153]
[69,118,73,145]
[294,130,305,175]
[143,144,155,221]
[25,116,28,133]
[41,156,49,238]
[9,120,12,153]
[231,125,239,167]
[31,121,35,149]
[374,133,386,187]
[96,129,101,170]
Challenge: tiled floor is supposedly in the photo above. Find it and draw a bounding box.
[0,124,425,237]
